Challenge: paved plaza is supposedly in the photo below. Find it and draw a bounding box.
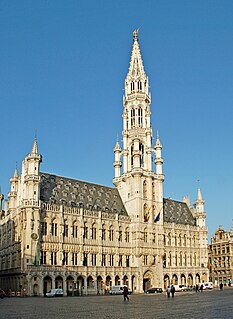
[1,288,233,319]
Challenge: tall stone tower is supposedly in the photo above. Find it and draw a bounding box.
[113,30,164,224]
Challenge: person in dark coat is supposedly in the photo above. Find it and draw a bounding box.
[171,285,175,298]
[123,286,129,301]
[200,283,203,292]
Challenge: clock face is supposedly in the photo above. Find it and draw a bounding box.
[31,233,38,240]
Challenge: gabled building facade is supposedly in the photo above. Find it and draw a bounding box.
[0,30,209,296]
[208,224,233,287]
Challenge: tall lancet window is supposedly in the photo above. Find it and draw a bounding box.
[143,181,147,199]
[137,81,142,91]
[131,82,135,92]
[139,142,144,166]
[131,144,134,167]
[138,108,143,127]
[131,109,135,127]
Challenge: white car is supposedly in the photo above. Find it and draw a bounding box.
[173,284,188,292]
[109,285,132,295]
[46,288,63,297]
[204,282,213,289]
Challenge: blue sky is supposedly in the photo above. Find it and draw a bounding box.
[1,0,233,240]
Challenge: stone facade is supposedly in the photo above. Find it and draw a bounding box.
[0,30,209,296]
[208,225,233,287]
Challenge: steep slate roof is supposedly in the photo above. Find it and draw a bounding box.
[163,198,196,226]
[39,172,128,216]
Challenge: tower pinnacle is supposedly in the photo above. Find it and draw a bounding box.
[133,29,139,41]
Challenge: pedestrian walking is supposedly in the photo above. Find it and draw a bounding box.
[200,283,203,292]
[166,286,171,298]
[171,285,175,298]
[195,284,199,292]
[220,283,223,290]
[123,285,129,301]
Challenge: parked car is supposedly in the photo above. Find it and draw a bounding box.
[145,287,163,294]
[173,285,188,292]
[0,289,6,299]
[46,288,63,297]
[109,285,132,295]
[204,282,213,289]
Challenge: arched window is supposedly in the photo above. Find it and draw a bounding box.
[168,233,171,246]
[131,82,135,92]
[109,226,114,241]
[91,224,96,240]
[169,252,172,267]
[184,235,187,246]
[152,183,155,200]
[131,109,135,126]
[180,252,182,266]
[138,108,143,126]
[143,180,147,198]
[144,204,149,222]
[137,81,142,91]
[125,228,130,242]
[131,144,134,167]
[139,142,144,166]
[143,228,147,242]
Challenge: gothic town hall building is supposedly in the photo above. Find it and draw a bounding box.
[0,31,209,296]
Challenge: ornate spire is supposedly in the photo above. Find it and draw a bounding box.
[197,187,203,201]
[13,167,19,179]
[31,137,39,155]
[127,29,146,80]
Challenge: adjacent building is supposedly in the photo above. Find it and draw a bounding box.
[0,30,209,296]
[208,224,233,287]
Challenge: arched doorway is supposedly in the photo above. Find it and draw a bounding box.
[195,273,200,284]
[187,274,193,286]
[115,275,120,286]
[123,275,129,286]
[66,275,75,296]
[77,275,84,296]
[106,275,111,293]
[164,275,170,289]
[202,273,207,283]
[143,270,153,292]
[87,275,95,294]
[181,274,186,285]
[33,284,39,296]
[172,274,178,285]
[43,276,52,296]
[131,275,136,292]
[97,276,103,295]
[55,276,63,289]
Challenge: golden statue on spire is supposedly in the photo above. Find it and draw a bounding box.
[133,29,139,41]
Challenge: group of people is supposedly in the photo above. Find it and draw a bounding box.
[166,285,176,298]
[195,283,204,292]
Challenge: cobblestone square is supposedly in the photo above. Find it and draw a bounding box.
[1,288,233,319]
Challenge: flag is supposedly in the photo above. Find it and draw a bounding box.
[34,255,39,265]
[154,212,160,223]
